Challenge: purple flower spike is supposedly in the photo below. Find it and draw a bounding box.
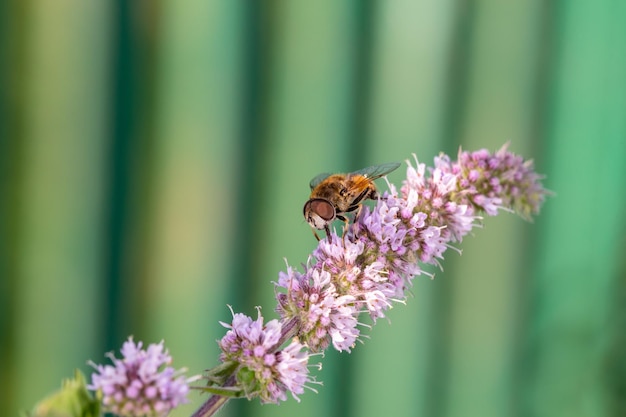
[275,145,549,355]
[218,308,315,404]
[88,337,193,417]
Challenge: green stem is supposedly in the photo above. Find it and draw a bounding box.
[190,375,235,417]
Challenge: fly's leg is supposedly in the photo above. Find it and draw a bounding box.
[347,205,363,236]
[336,214,349,239]
[310,227,322,242]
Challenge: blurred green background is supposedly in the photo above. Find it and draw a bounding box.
[1,1,625,417]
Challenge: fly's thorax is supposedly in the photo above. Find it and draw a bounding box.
[310,176,348,202]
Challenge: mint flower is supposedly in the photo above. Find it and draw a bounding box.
[191,144,549,417]
[439,144,547,220]
[276,260,360,352]
[217,308,315,404]
[88,337,192,417]
[276,145,549,356]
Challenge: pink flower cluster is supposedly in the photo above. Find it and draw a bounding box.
[275,144,548,355]
[88,337,192,417]
[217,309,314,404]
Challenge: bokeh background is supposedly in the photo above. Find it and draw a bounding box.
[1,1,625,417]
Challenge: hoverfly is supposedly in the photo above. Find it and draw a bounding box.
[303,162,401,241]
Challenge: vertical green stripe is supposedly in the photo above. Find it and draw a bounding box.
[346,0,376,169]
[444,2,543,417]
[103,0,163,350]
[148,2,245,416]
[12,0,111,413]
[0,1,27,414]
[369,0,457,160]
[525,1,626,416]
[224,4,273,416]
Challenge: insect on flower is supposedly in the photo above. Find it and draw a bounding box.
[303,162,401,241]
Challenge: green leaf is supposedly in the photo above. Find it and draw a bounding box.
[26,370,100,417]
[204,361,239,386]
[194,385,246,398]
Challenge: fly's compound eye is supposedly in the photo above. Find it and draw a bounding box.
[304,198,336,221]
[310,198,335,220]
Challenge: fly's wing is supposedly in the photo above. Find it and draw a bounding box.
[309,172,332,190]
[310,162,400,189]
[350,162,401,180]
